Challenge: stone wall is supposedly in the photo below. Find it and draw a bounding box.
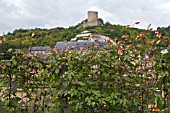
[82,20,102,28]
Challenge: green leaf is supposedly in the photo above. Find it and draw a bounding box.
[77,81,85,86]
[6,62,11,66]
[68,74,72,80]
[123,98,128,105]
[55,69,59,74]
[12,60,17,66]
[157,81,163,90]
[157,97,164,110]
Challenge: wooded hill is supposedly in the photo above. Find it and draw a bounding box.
[0,22,169,52]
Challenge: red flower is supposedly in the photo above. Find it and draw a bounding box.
[103,105,109,110]
[107,40,111,44]
[156,40,162,44]
[144,59,149,63]
[157,79,161,82]
[137,95,142,98]
[164,40,167,43]
[118,48,124,55]
[153,38,157,41]
[108,82,114,87]
[135,22,140,24]
[22,54,26,57]
[149,28,153,31]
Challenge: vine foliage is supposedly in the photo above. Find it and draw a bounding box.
[0,31,169,113]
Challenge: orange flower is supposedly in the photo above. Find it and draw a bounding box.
[143,80,148,84]
[152,74,157,78]
[153,108,160,112]
[0,40,2,43]
[147,103,154,108]
[150,81,155,85]
[148,89,151,94]
[130,52,136,57]
[30,69,35,74]
[126,44,133,49]
[0,65,6,69]
[90,35,94,39]
[136,34,140,38]
[115,66,119,69]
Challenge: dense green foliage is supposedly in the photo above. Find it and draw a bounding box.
[0,27,169,112]
[0,22,169,112]
[1,23,170,52]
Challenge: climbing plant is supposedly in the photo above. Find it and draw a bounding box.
[0,29,169,113]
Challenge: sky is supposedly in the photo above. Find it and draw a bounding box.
[0,0,170,35]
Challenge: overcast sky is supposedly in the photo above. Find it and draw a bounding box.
[0,0,170,35]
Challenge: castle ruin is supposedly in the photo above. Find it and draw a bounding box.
[82,11,103,28]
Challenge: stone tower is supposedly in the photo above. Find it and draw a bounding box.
[82,11,103,28]
[88,11,98,22]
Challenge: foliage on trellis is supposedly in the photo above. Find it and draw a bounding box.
[0,30,169,113]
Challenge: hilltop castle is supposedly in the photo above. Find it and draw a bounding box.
[82,11,103,28]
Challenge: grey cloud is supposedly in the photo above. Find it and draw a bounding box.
[0,0,170,34]
[88,0,170,29]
